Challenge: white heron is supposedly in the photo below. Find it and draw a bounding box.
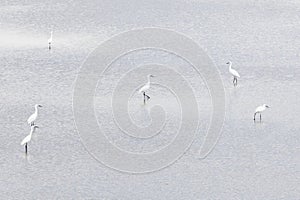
[138,74,154,104]
[21,125,39,154]
[48,31,53,49]
[226,61,240,86]
[254,104,270,121]
[27,104,42,126]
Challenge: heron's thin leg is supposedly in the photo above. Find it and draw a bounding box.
[235,78,238,86]
[260,114,262,121]
[143,92,146,104]
[25,143,27,154]
[146,94,150,100]
[254,112,256,121]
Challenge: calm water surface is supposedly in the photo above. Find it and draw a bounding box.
[0,0,299,199]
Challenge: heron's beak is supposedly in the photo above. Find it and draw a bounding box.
[266,105,270,108]
[226,62,229,64]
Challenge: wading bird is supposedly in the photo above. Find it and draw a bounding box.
[227,61,240,86]
[254,104,270,121]
[21,125,39,154]
[48,31,53,49]
[27,104,42,126]
[138,74,154,104]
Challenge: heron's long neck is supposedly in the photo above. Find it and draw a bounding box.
[147,77,151,85]
[34,106,39,115]
[229,63,232,70]
[30,129,34,136]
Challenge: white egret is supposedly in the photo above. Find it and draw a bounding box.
[254,104,270,121]
[138,74,154,104]
[48,31,53,49]
[21,125,39,154]
[227,61,240,86]
[27,104,42,126]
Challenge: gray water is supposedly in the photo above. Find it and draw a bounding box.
[0,0,299,199]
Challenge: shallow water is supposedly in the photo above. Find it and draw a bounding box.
[0,0,299,199]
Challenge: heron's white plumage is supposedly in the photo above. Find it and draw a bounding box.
[21,126,38,145]
[48,31,53,44]
[138,83,150,93]
[21,134,32,145]
[255,104,269,113]
[228,61,240,78]
[27,112,37,124]
[230,68,240,78]
[27,104,42,125]
[138,74,154,93]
